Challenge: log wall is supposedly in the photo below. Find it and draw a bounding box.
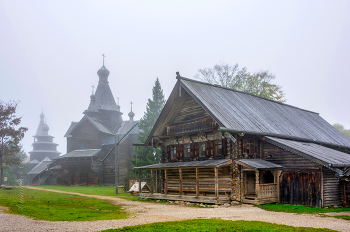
[164,167,231,197]
[322,168,342,207]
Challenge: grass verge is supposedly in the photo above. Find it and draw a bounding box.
[257,203,350,214]
[0,188,128,221]
[36,185,130,196]
[100,219,336,232]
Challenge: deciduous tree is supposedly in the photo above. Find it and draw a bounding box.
[333,123,350,139]
[0,101,27,185]
[194,63,286,102]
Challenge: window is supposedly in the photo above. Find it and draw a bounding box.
[199,142,206,157]
[242,138,258,158]
[184,144,191,158]
[206,141,214,157]
[170,146,177,160]
[215,140,222,156]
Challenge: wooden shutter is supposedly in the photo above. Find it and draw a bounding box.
[167,146,171,160]
[190,143,195,158]
[222,139,227,156]
[205,141,210,157]
[243,139,247,156]
[194,143,199,157]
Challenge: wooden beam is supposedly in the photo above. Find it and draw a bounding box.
[138,169,142,195]
[196,168,199,197]
[155,170,159,193]
[255,170,260,199]
[343,181,347,207]
[151,170,154,194]
[179,168,183,195]
[164,169,168,194]
[215,167,218,198]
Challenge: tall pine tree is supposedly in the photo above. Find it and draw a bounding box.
[131,78,165,177]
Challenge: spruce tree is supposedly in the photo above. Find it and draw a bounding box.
[131,78,165,176]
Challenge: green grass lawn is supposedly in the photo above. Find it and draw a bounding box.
[100,219,337,232]
[257,203,350,214]
[36,185,130,196]
[0,188,128,221]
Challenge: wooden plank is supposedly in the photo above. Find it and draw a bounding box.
[164,169,168,194]
[215,167,218,198]
[151,169,154,194]
[156,170,159,193]
[138,169,141,195]
[255,170,259,199]
[179,168,183,195]
[196,167,199,197]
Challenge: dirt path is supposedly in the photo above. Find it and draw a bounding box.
[0,186,349,232]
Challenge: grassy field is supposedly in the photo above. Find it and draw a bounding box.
[257,204,350,214]
[100,219,337,232]
[36,185,130,196]
[0,188,128,221]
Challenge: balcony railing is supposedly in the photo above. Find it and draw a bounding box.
[167,118,218,135]
[258,183,277,199]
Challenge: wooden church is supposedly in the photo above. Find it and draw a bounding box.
[135,73,350,207]
[50,58,139,186]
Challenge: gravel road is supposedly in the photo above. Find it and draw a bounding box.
[0,187,349,232]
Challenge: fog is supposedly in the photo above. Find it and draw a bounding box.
[1,1,349,156]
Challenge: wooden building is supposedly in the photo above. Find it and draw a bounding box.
[50,60,139,186]
[135,73,350,207]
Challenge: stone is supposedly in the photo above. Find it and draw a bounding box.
[223,203,231,207]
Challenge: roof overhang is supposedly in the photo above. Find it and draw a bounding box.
[134,159,232,170]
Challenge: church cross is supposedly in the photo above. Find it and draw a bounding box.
[102,54,106,65]
[130,101,133,111]
[117,97,119,105]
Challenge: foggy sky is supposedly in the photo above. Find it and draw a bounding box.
[1,1,349,156]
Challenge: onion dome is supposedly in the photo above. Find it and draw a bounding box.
[42,123,49,132]
[97,65,110,82]
[128,102,135,122]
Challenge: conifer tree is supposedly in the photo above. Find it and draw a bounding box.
[131,78,165,176]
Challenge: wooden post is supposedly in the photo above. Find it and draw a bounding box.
[255,170,260,199]
[343,181,347,207]
[240,168,244,201]
[138,169,141,195]
[277,170,281,203]
[156,170,159,193]
[151,170,154,194]
[164,169,168,194]
[215,167,218,198]
[179,168,183,195]
[196,168,199,197]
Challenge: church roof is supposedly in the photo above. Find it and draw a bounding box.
[34,112,52,137]
[59,149,101,158]
[27,157,52,175]
[64,122,78,137]
[146,76,350,149]
[94,64,119,112]
[103,120,139,145]
[65,116,113,137]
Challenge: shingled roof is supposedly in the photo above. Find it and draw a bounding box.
[65,116,113,137]
[146,76,350,149]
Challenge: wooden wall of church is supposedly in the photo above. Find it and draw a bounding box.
[68,121,107,152]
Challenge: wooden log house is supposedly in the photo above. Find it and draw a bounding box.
[135,73,350,207]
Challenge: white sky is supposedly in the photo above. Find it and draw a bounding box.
[1,1,349,156]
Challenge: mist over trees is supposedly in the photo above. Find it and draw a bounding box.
[194,63,286,102]
[131,78,165,176]
[333,123,350,139]
[0,101,28,185]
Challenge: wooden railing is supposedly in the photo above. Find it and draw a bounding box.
[259,183,277,199]
[167,118,217,135]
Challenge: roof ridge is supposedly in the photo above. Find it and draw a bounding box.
[177,76,319,115]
